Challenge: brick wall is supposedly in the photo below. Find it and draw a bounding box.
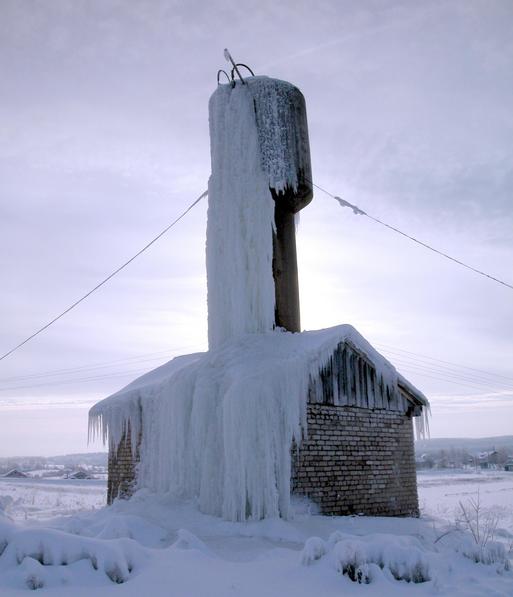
[291,404,419,517]
[107,424,140,505]
[107,404,419,517]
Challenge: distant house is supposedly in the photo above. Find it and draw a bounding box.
[505,461,513,472]
[415,453,434,470]
[477,450,501,469]
[2,469,28,478]
[488,450,500,465]
[68,470,93,480]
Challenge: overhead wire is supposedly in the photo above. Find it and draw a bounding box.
[378,351,513,391]
[1,177,512,402]
[0,367,161,392]
[311,181,513,291]
[0,344,204,385]
[0,190,208,363]
[384,357,513,394]
[2,338,511,396]
[374,343,513,384]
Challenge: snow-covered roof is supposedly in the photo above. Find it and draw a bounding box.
[2,469,28,478]
[90,325,428,522]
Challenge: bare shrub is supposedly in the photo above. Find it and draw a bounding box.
[456,491,510,571]
[26,574,44,590]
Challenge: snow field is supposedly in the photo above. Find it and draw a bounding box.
[418,469,513,532]
[0,478,105,522]
[0,472,512,595]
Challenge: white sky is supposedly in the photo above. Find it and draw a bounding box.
[1,0,512,456]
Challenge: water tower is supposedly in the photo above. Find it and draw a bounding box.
[207,54,313,345]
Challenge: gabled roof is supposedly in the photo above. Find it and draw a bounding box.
[2,469,27,478]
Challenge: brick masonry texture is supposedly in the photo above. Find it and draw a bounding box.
[107,405,419,518]
[291,404,419,517]
[107,425,140,505]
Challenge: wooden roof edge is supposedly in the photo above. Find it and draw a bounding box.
[398,380,429,408]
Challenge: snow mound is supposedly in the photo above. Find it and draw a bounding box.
[300,536,327,565]
[301,532,431,584]
[0,519,148,590]
[457,536,511,572]
[0,495,13,516]
[93,514,168,547]
[172,529,211,555]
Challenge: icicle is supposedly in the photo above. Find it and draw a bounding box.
[206,82,276,349]
[89,325,429,521]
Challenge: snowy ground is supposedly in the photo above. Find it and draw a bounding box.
[0,471,512,595]
[418,469,513,535]
[0,478,105,522]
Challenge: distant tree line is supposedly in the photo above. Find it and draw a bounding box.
[416,447,512,470]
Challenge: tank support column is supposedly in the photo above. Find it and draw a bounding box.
[273,204,301,332]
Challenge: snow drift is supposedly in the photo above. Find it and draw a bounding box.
[0,509,148,590]
[300,531,431,584]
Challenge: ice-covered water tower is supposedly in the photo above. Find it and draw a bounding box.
[207,54,313,347]
[91,52,428,519]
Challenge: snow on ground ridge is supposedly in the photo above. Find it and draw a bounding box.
[0,475,512,595]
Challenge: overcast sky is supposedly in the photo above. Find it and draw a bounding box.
[1,0,512,456]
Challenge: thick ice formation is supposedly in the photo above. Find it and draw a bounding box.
[206,77,312,349]
[249,76,312,195]
[89,77,429,524]
[89,325,428,522]
[206,81,276,349]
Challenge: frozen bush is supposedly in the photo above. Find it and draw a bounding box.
[300,532,431,584]
[332,535,431,584]
[300,537,327,565]
[333,540,372,583]
[26,574,44,591]
[459,537,511,572]
[456,492,511,572]
[0,525,148,585]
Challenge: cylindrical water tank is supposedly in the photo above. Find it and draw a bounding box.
[249,77,313,213]
[247,76,313,333]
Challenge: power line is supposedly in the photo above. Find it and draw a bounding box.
[0,367,155,392]
[2,335,511,397]
[2,177,511,384]
[375,343,513,385]
[388,356,513,394]
[0,344,204,386]
[312,181,513,291]
[0,191,208,363]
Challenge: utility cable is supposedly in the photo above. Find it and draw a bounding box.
[312,181,513,291]
[375,344,513,386]
[0,366,156,392]
[0,344,203,385]
[388,357,513,394]
[0,190,208,363]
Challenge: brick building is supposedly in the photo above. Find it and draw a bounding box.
[91,328,427,518]
[89,73,428,521]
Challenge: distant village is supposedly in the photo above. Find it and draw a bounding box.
[2,445,513,481]
[416,446,513,471]
[0,453,107,480]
